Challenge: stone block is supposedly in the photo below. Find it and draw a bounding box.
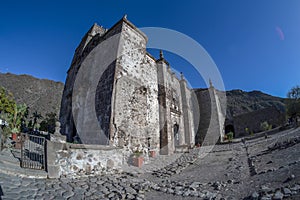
[46,140,66,178]
[50,134,66,143]
[47,165,61,179]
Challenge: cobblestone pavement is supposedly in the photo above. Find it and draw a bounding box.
[0,128,300,199]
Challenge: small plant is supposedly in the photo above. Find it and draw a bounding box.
[11,127,19,134]
[227,131,234,142]
[73,140,79,144]
[133,150,143,157]
[245,127,249,134]
[268,124,272,130]
[261,121,271,131]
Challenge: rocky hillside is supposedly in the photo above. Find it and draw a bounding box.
[0,72,64,118]
[193,88,286,120]
[225,89,285,118]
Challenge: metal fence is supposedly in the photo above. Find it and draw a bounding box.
[20,133,46,170]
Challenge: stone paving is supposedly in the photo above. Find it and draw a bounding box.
[0,127,300,199]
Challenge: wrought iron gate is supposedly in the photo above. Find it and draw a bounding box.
[21,133,46,170]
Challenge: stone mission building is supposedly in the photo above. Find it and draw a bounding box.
[60,16,223,155]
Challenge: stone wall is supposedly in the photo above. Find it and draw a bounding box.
[165,68,185,149]
[110,19,160,155]
[47,140,125,178]
[58,144,124,177]
[60,24,107,142]
[194,89,211,145]
[186,87,198,146]
[73,26,122,144]
[194,87,226,145]
[95,61,116,144]
[180,78,197,147]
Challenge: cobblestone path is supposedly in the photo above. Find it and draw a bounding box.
[0,128,300,199]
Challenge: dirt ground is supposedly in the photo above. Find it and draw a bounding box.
[145,127,300,199]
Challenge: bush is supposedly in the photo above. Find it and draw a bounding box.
[286,85,300,121]
[261,121,272,131]
[39,112,57,133]
[245,127,249,134]
[227,131,234,142]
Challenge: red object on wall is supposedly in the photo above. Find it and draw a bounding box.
[12,133,18,141]
[133,157,144,168]
[149,150,156,158]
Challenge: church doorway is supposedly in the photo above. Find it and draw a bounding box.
[174,123,179,146]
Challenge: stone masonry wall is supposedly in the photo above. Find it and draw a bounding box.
[71,23,123,144]
[55,144,124,177]
[95,61,116,144]
[185,87,197,146]
[60,24,107,142]
[110,20,160,155]
[165,68,185,148]
[195,89,211,144]
[194,87,225,145]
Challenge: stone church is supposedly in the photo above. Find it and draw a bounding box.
[59,16,225,155]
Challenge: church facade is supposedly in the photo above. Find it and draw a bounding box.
[60,16,224,155]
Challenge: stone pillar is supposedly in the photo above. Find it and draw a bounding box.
[180,73,191,146]
[205,83,225,144]
[156,51,173,155]
[47,122,67,178]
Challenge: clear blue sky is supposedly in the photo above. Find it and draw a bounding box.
[0,0,299,97]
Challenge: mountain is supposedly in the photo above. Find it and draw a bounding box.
[0,72,64,118]
[224,89,285,119]
[193,88,285,120]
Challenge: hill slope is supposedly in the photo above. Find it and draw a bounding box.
[0,72,64,118]
[225,89,285,118]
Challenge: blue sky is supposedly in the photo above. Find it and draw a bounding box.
[0,0,299,97]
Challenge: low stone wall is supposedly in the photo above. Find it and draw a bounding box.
[47,140,127,178]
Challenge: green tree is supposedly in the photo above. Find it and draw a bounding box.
[286,85,300,120]
[0,87,16,115]
[32,111,42,130]
[0,88,29,146]
[39,112,57,133]
[0,87,17,138]
[0,102,28,138]
[8,103,28,133]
